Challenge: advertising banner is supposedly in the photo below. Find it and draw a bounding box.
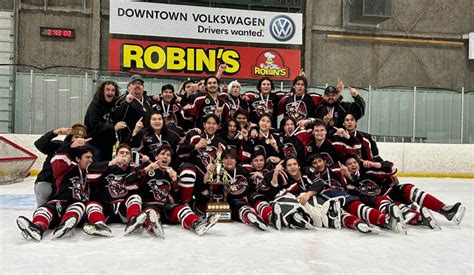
[109,1,303,45]
[109,39,301,80]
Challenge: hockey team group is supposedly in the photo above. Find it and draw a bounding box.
[16,67,466,241]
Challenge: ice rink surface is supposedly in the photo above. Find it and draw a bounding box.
[1,177,472,274]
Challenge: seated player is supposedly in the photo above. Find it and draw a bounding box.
[343,156,466,229]
[128,145,220,237]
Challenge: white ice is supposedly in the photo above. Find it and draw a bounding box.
[1,177,472,274]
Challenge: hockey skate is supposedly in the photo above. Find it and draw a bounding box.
[439,203,466,225]
[83,222,113,237]
[384,204,407,235]
[192,213,220,236]
[124,212,147,235]
[52,216,78,239]
[419,207,441,230]
[270,201,282,231]
[146,210,165,238]
[16,216,44,242]
[355,221,380,234]
[246,212,268,231]
[291,212,315,230]
[325,198,342,229]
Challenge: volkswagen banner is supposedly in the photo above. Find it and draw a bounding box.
[110,1,303,45]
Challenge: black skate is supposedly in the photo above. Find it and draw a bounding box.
[192,213,220,236]
[246,212,268,231]
[146,210,165,238]
[16,216,44,242]
[52,216,78,239]
[440,203,466,225]
[355,221,380,234]
[83,222,113,237]
[270,202,282,231]
[384,203,407,235]
[291,212,315,230]
[124,212,147,235]
[326,199,342,229]
[420,207,441,230]
[401,210,417,224]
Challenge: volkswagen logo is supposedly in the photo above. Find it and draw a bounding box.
[269,15,296,42]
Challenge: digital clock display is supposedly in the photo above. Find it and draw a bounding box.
[40,27,75,39]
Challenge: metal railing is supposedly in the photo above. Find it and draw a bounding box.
[8,71,474,144]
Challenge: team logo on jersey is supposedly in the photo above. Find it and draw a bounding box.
[148,141,171,155]
[307,146,312,153]
[105,174,128,198]
[359,179,382,196]
[147,178,171,202]
[285,101,308,121]
[197,146,217,167]
[163,112,178,125]
[69,176,89,202]
[251,100,273,116]
[205,98,210,104]
[320,152,335,167]
[202,105,216,118]
[228,175,248,196]
[282,143,297,159]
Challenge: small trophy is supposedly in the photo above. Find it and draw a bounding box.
[206,151,232,222]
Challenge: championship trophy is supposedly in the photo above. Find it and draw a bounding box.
[206,151,232,222]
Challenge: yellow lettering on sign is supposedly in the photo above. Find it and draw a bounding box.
[167,47,186,71]
[122,45,144,69]
[221,50,240,74]
[186,48,195,71]
[143,46,166,70]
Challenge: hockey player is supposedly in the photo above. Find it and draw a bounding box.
[277,75,322,124]
[17,145,117,241]
[222,80,249,120]
[343,156,466,228]
[33,123,88,206]
[297,154,407,234]
[278,117,312,167]
[152,84,188,135]
[183,76,229,129]
[176,114,227,208]
[210,149,273,231]
[342,112,382,161]
[249,113,283,166]
[304,119,360,168]
[129,111,181,163]
[82,144,147,237]
[127,145,220,237]
[245,77,282,127]
[218,118,252,163]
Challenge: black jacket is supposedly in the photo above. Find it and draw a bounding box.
[84,98,117,147]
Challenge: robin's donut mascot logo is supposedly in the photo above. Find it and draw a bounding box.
[251,51,288,78]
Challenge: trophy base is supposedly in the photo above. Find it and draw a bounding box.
[206,202,232,222]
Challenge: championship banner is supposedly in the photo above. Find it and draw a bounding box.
[109,39,301,80]
[109,1,302,45]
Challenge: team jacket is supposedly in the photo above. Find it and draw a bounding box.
[277,93,323,122]
[176,130,227,174]
[183,93,229,128]
[129,129,181,161]
[314,95,366,129]
[245,91,282,127]
[111,91,155,143]
[152,98,189,134]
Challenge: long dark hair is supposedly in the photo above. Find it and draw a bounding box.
[94,81,120,103]
[257,77,274,93]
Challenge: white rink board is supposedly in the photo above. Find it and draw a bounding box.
[0,177,472,274]
[2,134,474,174]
